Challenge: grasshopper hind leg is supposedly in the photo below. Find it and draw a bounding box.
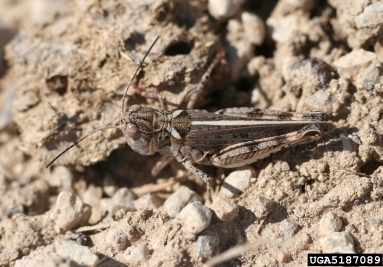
[210,123,332,168]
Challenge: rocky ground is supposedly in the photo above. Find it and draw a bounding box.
[0,0,382,266]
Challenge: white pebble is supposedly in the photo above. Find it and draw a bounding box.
[221,166,254,197]
[180,202,212,235]
[54,239,99,265]
[225,19,254,82]
[50,191,91,231]
[134,193,163,210]
[124,243,149,266]
[107,228,127,250]
[320,232,355,253]
[210,197,239,222]
[163,186,202,218]
[267,15,298,43]
[103,175,118,197]
[241,12,266,45]
[109,188,136,215]
[15,239,99,266]
[195,230,220,261]
[208,0,246,21]
[82,184,102,207]
[283,0,317,9]
[319,213,342,235]
[258,176,268,188]
[49,166,73,191]
[355,2,383,29]
[250,196,274,219]
[280,219,300,236]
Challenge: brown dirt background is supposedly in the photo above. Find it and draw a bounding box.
[0,0,382,266]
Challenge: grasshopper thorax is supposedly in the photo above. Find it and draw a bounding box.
[120,104,172,155]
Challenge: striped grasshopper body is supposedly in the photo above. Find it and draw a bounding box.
[121,105,336,201]
[47,37,336,202]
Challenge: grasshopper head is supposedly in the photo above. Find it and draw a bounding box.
[120,104,159,155]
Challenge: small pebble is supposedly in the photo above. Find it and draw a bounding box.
[208,0,245,21]
[320,232,355,253]
[210,197,239,222]
[15,239,98,266]
[124,243,149,266]
[304,90,331,112]
[355,2,383,29]
[134,193,163,210]
[50,191,92,231]
[109,188,137,215]
[225,19,254,82]
[333,49,377,81]
[278,252,290,263]
[267,15,297,43]
[139,209,153,220]
[280,219,300,236]
[241,12,266,45]
[195,230,220,261]
[249,196,274,219]
[54,239,99,265]
[0,85,16,130]
[3,204,25,218]
[107,228,127,250]
[50,166,73,191]
[258,176,268,188]
[163,186,202,218]
[359,123,379,146]
[221,166,254,197]
[103,175,118,197]
[82,184,102,207]
[180,202,212,235]
[319,213,342,235]
[2,248,19,263]
[283,0,317,9]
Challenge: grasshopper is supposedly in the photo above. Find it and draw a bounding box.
[46,36,336,202]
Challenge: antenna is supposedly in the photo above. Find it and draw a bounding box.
[46,36,160,168]
[46,125,118,168]
[120,35,160,114]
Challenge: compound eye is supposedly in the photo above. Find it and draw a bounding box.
[127,123,140,139]
[129,105,141,112]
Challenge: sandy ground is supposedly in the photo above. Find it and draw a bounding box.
[0,0,382,266]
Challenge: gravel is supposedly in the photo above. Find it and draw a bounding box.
[124,243,149,266]
[320,232,355,253]
[210,197,239,222]
[50,191,91,231]
[108,187,137,215]
[221,167,254,197]
[280,219,300,236]
[134,193,163,211]
[195,230,220,261]
[107,228,127,251]
[207,0,245,21]
[15,239,99,267]
[179,202,212,235]
[319,213,342,236]
[163,186,202,218]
